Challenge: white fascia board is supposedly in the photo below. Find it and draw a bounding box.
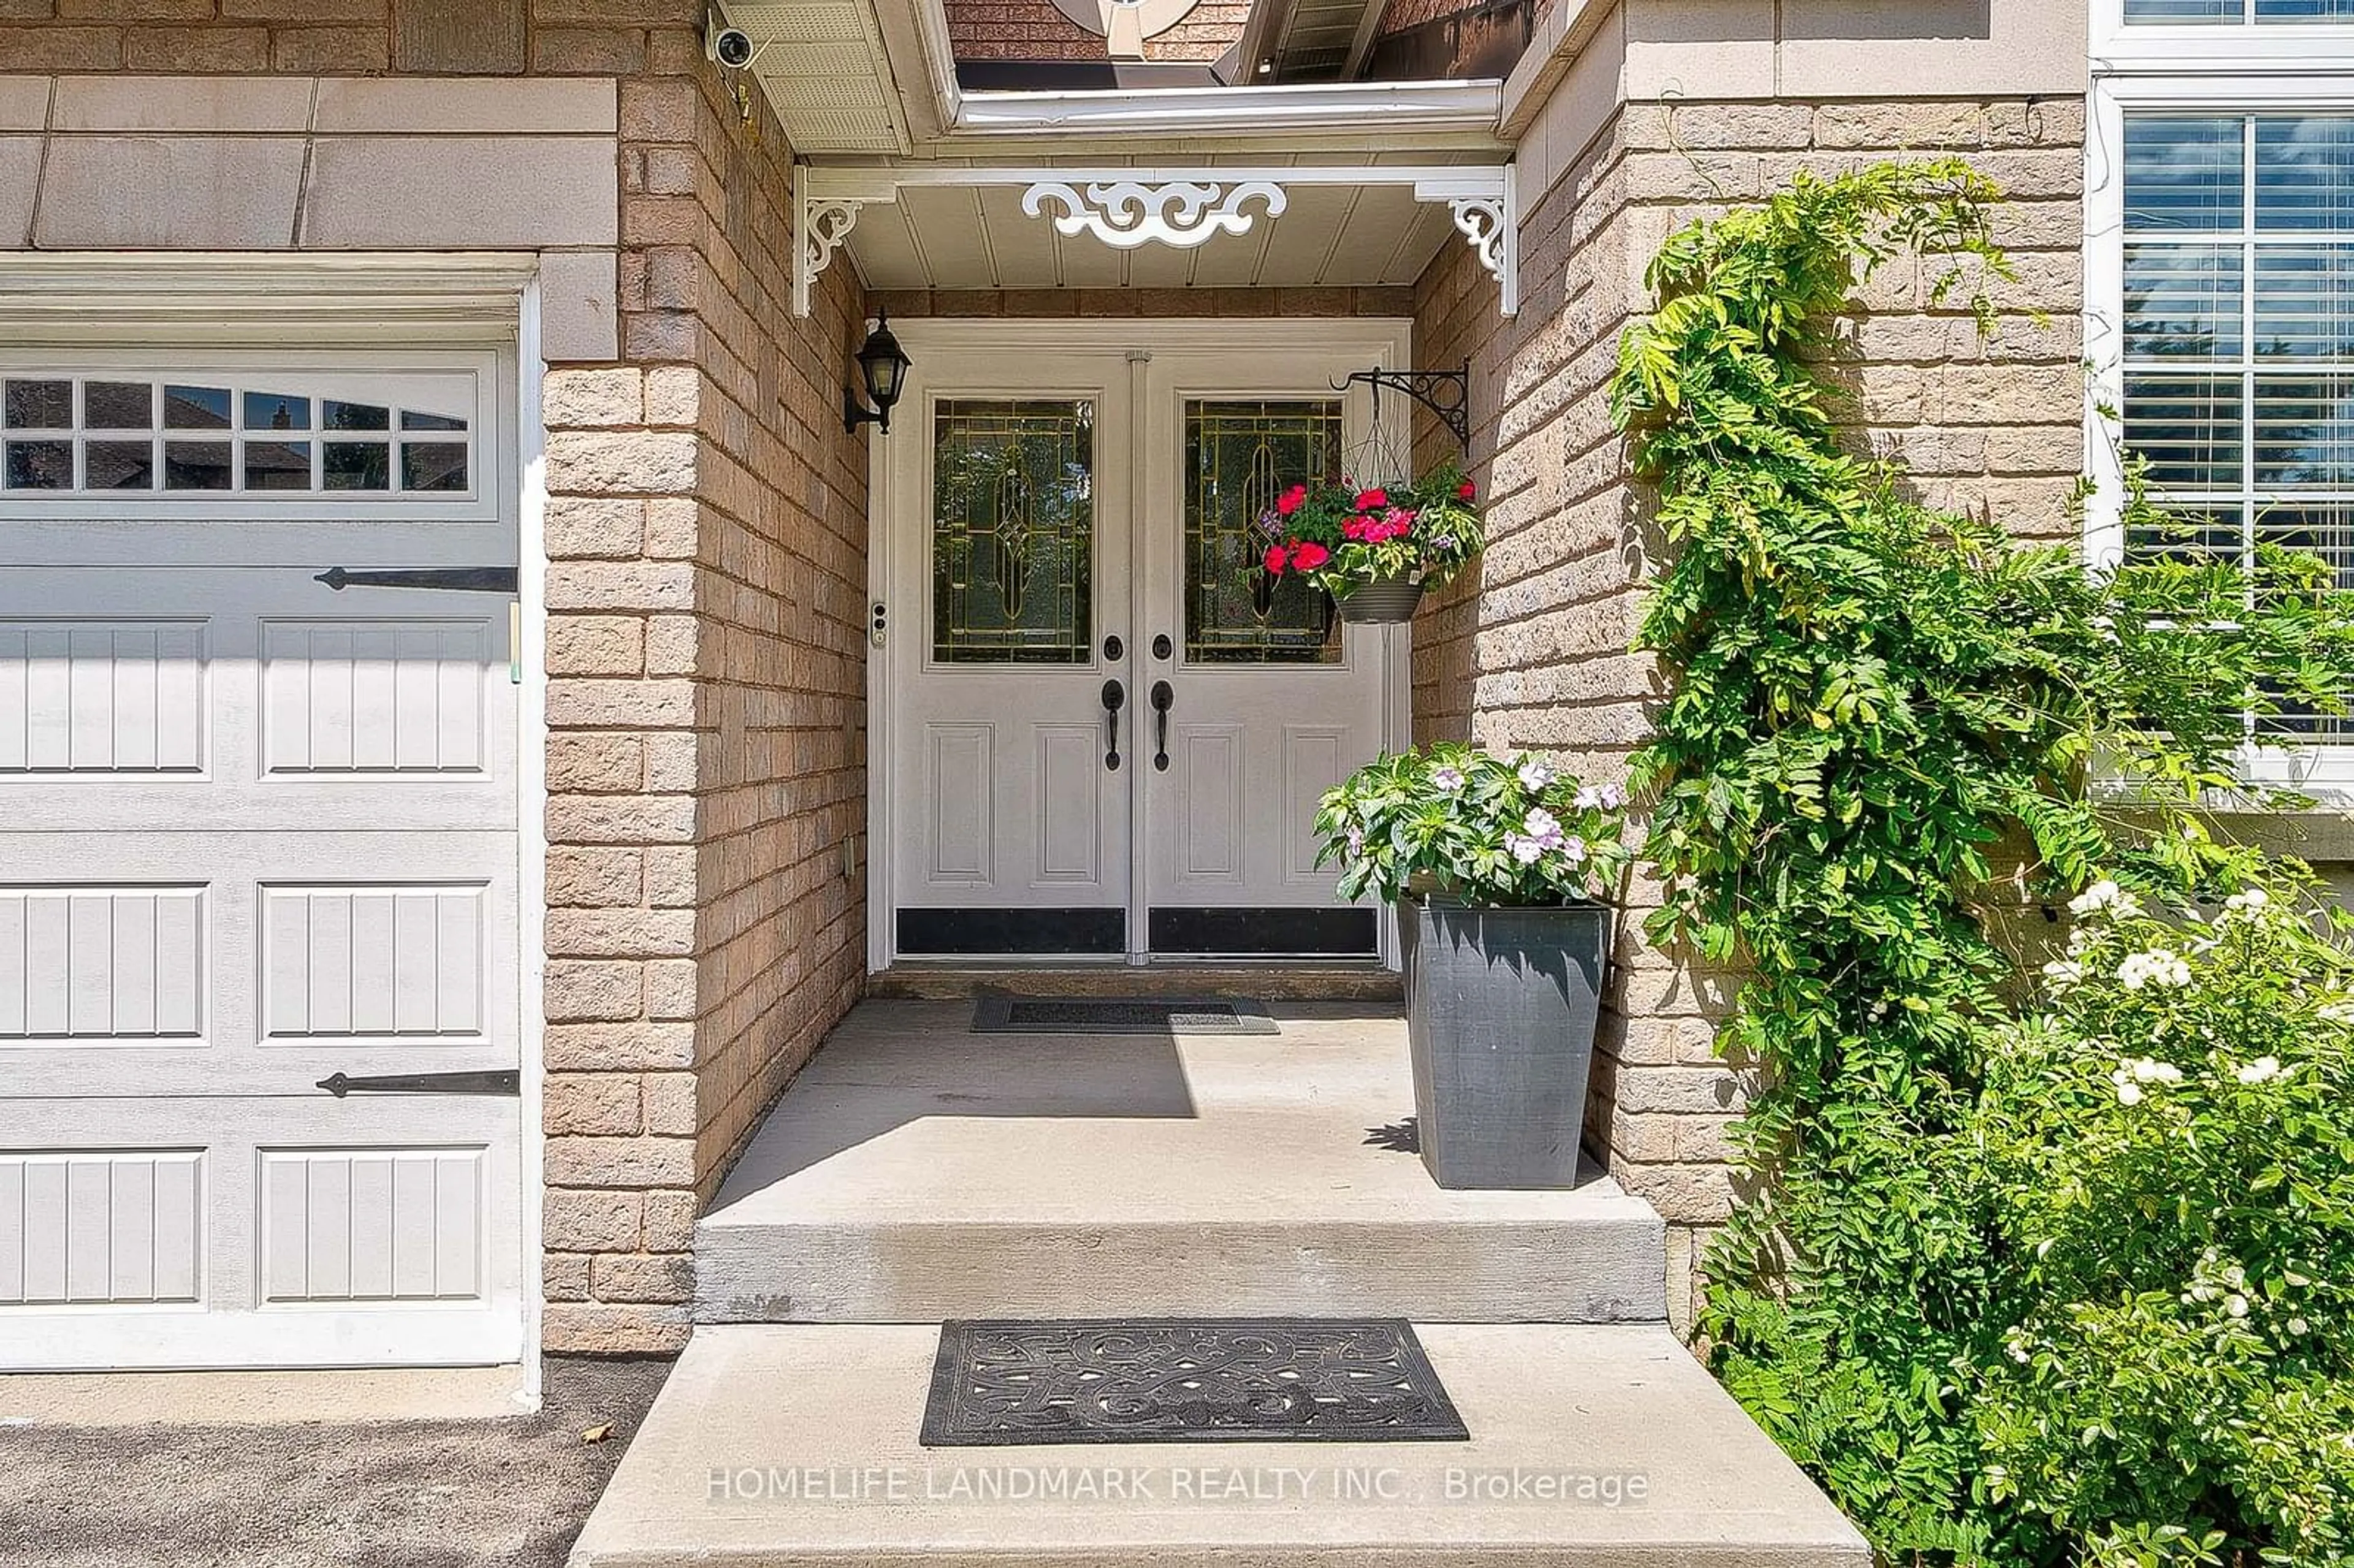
[866,0,958,145]
[950,79,1504,139]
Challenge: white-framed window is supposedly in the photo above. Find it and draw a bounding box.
[1,373,475,500]
[2124,0,2354,22]
[2089,9,2354,780]
[0,353,500,527]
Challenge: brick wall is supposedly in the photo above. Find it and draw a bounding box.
[539,27,870,1355]
[943,0,1249,63]
[1412,91,2085,1332]
[0,2,872,1355]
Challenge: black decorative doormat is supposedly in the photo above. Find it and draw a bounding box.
[918,1319,1469,1445]
[969,996,1279,1035]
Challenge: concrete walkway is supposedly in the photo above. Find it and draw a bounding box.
[573,997,1870,1566]
[0,1358,668,1568]
[573,1322,1870,1567]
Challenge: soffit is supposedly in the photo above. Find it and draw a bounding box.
[724,0,914,153]
[836,150,1491,292]
[1249,0,1386,81]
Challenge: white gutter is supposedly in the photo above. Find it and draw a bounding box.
[951,78,1505,137]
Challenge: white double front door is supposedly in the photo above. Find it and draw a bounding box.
[877,321,1411,964]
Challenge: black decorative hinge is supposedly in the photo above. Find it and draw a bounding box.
[317,1070,521,1097]
[1339,367,1470,450]
[315,566,520,593]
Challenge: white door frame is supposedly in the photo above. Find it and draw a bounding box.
[864,316,1415,972]
[0,254,543,1381]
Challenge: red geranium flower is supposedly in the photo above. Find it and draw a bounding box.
[1290,541,1331,571]
[1342,515,1371,541]
[1457,479,1477,500]
[1276,484,1307,517]
[1264,544,1290,575]
[1354,487,1388,511]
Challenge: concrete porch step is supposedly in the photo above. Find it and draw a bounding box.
[568,1322,1870,1567]
[695,1003,1666,1325]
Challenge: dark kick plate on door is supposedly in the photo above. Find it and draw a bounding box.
[1149,907,1379,956]
[897,907,1126,956]
[920,1319,1470,1445]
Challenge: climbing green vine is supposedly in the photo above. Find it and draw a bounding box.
[1609,161,2354,1565]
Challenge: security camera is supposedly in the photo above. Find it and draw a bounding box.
[708,22,754,69]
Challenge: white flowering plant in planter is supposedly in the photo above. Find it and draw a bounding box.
[1970,873,2354,1567]
[1311,742,1635,905]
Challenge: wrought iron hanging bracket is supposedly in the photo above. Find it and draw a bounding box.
[1338,367,1470,451]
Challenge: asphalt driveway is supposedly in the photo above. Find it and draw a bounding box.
[0,1358,669,1568]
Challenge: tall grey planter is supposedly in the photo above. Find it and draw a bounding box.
[1400,897,1609,1190]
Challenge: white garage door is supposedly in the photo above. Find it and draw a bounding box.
[0,351,524,1369]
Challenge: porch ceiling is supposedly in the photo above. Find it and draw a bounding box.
[839,152,1487,293]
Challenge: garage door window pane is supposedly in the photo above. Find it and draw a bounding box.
[4,381,70,430]
[325,443,391,492]
[245,392,310,432]
[163,386,231,430]
[164,442,231,490]
[84,382,153,431]
[244,442,311,491]
[400,443,467,493]
[4,441,69,489]
[324,400,390,432]
[86,441,154,490]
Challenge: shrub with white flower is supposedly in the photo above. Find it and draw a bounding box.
[1312,741,1633,905]
[2114,948,2192,991]
[1975,871,2354,1566]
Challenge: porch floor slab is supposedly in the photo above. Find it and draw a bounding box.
[567,1321,1872,1568]
[696,1001,1666,1325]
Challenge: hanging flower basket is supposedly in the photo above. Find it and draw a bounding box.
[1333,571,1425,623]
[1252,463,1484,626]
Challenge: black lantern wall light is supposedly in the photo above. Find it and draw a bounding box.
[844,312,913,435]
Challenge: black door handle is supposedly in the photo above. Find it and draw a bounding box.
[1150,680,1173,771]
[1102,678,1126,771]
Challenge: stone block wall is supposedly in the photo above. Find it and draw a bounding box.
[538,27,871,1356]
[1412,69,2085,1331]
[1,2,872,1356]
